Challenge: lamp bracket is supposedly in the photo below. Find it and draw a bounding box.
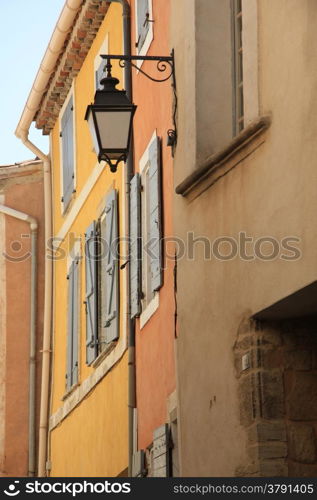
[100,50,177,151]
[101,50,175,86]
[101,154,127,173]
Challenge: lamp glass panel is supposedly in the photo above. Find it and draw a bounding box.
[95,110,131,151]
[87,112,100,155]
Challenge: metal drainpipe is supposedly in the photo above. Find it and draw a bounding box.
[18,134,52,478]
[121,0,136,479]
[110,0,136,477]
[28,223,37,476]
[0,204,38,476]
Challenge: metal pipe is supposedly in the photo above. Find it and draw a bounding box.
[110,0,136,477]
[0,204,38,476]
[16,134,52,478]
[28,227,37,476]
[120,0,136,479]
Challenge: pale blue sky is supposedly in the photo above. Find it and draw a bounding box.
[0,0,65,165]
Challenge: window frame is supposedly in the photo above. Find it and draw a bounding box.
[139,131,160,329]
[59,85,77,215]
[231,0,259,136]
[94,34,109,92]
[231,0,244,136]
[65,245,81,392]
[85,190,120,366]
[134,0,154,68]
[97,206,119,357]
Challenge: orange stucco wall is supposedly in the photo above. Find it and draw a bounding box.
[130,0,177,449]
[1,177,45,477]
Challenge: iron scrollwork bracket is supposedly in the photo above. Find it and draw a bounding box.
[101,50,175,85]
[101,154,127,173]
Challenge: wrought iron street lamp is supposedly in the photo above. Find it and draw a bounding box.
[85,52,176,172]
[85,59,136,173]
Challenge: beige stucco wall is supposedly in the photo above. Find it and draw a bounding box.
[172,0,317,476]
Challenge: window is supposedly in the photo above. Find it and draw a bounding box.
[135,0,153,57]
[66,258,79,391]
[85,189,119,365]
[60,94,75,211]
[95,60,106,91]
[152,424,170,477]
[170,419,179,477]
[232,0,244,135]
[130,133,163,324]
[94,34,109,91]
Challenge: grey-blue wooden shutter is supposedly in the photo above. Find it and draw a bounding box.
[104,189,119,343]
[66,260,78,390]
[61,96,74,209]
[95,60,106,90]
[152,424,170,477]
[72,260,79,385]
[130,174,141,318]
[85,221,98,364]
[137,0,150,51]
[66,262,74,390]
[149,136,163,292]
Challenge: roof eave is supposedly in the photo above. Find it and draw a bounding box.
[15,0,84,140]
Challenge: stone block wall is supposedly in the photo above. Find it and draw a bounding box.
[234,316,317,476]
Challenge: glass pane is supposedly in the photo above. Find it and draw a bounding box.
[96,111,131,151]
[87,113,100,156]
[238,85,244,118]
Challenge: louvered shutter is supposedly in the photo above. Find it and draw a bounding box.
[137,0,150,51]
[99,215,107,345]
[149,136,163,292]
[95,60,106,90]
[104,189,119,343]
[85,221,98,364]
[72,259,79,385]
[152,424,170,477]
[61,96,74,209]
[130,174,141,318]
[66,262,74,391]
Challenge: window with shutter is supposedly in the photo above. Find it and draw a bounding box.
[148,136,163,292]
[152,424,170,477]
[95,59,106,90]
[94,34,109,91]
[85,221,98,364]
[98,215,107,350]
[103,189,119,343]
[61,95,75,210]
[135,0,153,56]
[84,190,120,362]
[66,259,79,390]
[232,0,244,135]
[139,133,162,327]
[130,174,142,319]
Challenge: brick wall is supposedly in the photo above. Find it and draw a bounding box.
[234,316,317,477]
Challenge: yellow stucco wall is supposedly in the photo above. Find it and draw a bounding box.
[50,352,128,477]
[49,4,128,476]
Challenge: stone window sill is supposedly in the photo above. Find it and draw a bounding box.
[92,341,116,368]
[175,115,271,200]
[61,382,80,402]
[140,293,159,329]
